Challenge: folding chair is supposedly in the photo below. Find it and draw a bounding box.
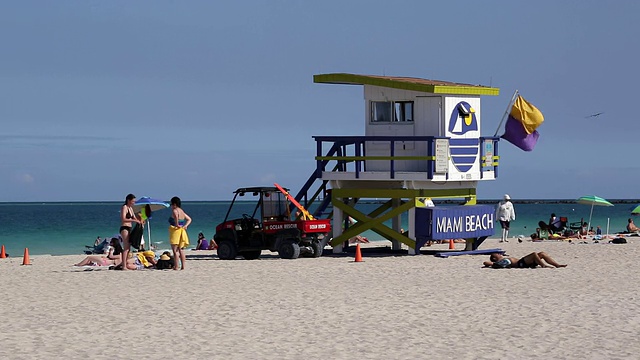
[569,218,584,235]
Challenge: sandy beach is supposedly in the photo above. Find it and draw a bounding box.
[1,238,639,359]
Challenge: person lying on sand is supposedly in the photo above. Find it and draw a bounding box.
[74,255,121,267]
[75,238,122,267]
[483,252,567,269]
[112,251,157,270]
[349,234,369,244]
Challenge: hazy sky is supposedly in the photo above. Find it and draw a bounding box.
[1,0,638,202]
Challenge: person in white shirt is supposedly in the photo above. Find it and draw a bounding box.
[496,194,516,242]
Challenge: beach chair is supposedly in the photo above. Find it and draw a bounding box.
[557,217,568,232]
[569,218,584,234]
[84,241,109,255]
[547,216,568,234]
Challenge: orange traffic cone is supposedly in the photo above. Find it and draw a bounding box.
[448,239,455,250]
[0,245,6,258]
[354,243,363,262]
[22,248,31,265]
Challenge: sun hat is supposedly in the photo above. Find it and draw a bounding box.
[504,194,511,200]
[160,254,171,261]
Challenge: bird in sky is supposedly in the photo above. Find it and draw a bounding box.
[584,112,603,118]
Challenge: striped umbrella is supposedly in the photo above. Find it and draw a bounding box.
[133,197,170,250]
[576,195,614,235]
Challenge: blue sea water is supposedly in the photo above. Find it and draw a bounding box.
[0,201,634,256]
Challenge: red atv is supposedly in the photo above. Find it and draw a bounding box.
[214,187,331,260]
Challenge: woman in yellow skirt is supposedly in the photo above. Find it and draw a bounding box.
[168,196,192,270]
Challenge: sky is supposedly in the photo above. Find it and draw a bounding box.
[1,0,639,202]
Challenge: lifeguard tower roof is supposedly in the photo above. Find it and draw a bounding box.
[313,73,499,96]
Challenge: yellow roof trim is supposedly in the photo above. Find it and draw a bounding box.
[314,73,499,96]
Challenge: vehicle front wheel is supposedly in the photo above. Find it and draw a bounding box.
[278,239,300,259]
[217,239,238,260]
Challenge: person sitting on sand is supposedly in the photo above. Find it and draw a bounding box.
[196,232,209,250]
[548,213,563,234]
[483,252,567,269]
[583,222,594,235]
[208,236,218,250]
[627,218,640,233]
[567,222,591,239]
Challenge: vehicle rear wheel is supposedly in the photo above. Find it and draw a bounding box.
[310,240,324,258]
[278,239,300,259]
[241,250,262,260]
[217,239,238,260]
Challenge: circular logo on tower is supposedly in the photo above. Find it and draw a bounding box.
[448,101,479,173]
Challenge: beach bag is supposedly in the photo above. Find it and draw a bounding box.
[156,255,174,270]
[129,223,144,250]
[611,237,627,244]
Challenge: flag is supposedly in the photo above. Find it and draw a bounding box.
[502,117,539,151]
[510,95,544,134]
[501,95,544,151]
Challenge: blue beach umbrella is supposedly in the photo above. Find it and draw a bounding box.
[133,197,170,250]
[576,195,614,235]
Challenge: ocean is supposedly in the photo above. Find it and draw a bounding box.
[0,201,635,256]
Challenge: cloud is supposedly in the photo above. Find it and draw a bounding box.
[260,173,276,183]
[0,134,115,142]
[16,173,35,184]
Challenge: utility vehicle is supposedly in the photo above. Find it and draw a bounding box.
[214,187,331,260]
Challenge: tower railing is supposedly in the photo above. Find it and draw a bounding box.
[312,135,500,179]
[292,135,500,219]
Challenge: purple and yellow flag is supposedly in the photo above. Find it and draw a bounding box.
[501,95,544,151]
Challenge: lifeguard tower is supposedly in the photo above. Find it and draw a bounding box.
[293,73,501,254]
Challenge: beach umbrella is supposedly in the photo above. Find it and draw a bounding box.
[133,197,170,250]
[576,195,614,235]
[630,204,640,215]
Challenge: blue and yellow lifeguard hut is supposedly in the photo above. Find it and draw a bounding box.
[293,73,501,254]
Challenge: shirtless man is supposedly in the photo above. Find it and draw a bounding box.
[483,252,567,269]
[627,218,640,233]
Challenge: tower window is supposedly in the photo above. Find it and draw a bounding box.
[371,101,413,122]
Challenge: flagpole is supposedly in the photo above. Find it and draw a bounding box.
[493,89,520,137]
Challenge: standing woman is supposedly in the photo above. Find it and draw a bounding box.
[120,194,143,270]
[496,194,516,243]
[169,196,191,270]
